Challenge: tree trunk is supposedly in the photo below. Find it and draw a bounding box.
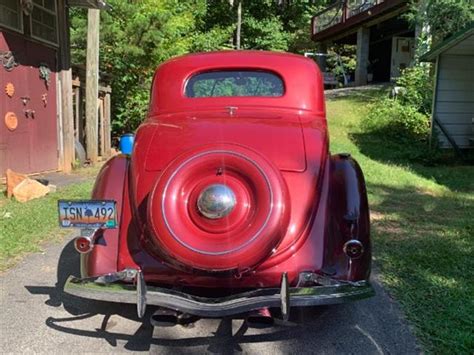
[236,0,242,50]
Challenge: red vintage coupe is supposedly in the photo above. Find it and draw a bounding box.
[63,51,373,324]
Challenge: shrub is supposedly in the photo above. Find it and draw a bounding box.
[363,98,431,143]
[359,98,438,163]
[363,65,432,143]
[395,65,433,115]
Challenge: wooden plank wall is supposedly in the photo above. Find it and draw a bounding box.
[72,78,111,160]
[434,35,474,148]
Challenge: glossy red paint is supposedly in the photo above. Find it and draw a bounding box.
[83,155,129,276]
[148,51,325,115]
[147,144,290,271]
[83,51,371,290]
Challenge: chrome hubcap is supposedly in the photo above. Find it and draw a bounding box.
[197,184,236,219]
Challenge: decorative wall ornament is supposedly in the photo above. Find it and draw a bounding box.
[5,83,15,97]
[5,112,18,131]
[21,0,34,15]
[20,96,30,106]
[24,109,35,119]
[39,63,51,89]
[42,93,48,107]
[0,51,18,72]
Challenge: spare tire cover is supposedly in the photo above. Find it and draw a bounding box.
[147,144,290,272]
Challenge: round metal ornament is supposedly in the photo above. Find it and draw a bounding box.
[5,112,18,131]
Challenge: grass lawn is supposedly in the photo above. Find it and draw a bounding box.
[326,90,473,354]
[0,181,93,271]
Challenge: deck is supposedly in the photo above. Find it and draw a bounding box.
[311,0,408,42]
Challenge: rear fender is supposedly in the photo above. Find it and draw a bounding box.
[81,155,129,277]
[325,154,371,281]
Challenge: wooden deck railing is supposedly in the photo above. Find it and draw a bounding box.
[312,0,386,36]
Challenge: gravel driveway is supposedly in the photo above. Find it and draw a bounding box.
[0,235,420,354]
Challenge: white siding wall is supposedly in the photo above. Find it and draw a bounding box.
[434,35,474,148]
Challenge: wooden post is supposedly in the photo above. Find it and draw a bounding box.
[355,27,370,86]
[73,85,80,140]
[98,97,105,157]
[85,9,100,163]
[103,90,111,157]
[342,0,348,22]
[57,0,74,172]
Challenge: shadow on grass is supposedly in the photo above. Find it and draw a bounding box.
[369,183,473,353]
[351,128,474,193]
[326,86,389,103]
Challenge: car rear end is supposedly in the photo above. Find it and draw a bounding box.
[62,51,373,321]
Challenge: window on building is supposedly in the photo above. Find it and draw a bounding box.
[0,0,23,33]
[31,0,58,45]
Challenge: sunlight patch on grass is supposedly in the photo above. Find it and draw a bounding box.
[327,95,474,354]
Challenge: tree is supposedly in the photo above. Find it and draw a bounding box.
[70,0,328,135]
[71,0,232,135]
[406,0,473,46]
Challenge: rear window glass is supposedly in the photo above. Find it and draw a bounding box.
[186,70,284,98]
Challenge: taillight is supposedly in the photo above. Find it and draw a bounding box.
[74,236,93,253]
[343,239,364,259]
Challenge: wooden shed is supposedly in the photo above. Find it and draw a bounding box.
[421,24,474,150]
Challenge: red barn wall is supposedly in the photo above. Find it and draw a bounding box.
[0,31,58,175]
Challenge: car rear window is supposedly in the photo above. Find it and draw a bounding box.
[185,70,285,98]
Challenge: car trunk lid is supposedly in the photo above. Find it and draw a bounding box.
[144,110,306,172]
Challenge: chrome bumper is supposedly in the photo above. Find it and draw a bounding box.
[64,269,374,319]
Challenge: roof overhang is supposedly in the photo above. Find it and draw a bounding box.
[420,24,474,62]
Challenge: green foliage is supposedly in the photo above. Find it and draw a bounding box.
[0,181,93,270]
[242,16,289,51]
[201,0,322,52]
[70,1,327,136]
[364,98,430,143]
[406,0,474,43]
[326,44,356,82]
[361,66,434,161]
[188,26,235,52]
[394,65,433,115]
[70,0,233,136]
[112,83,151,134]
[283,0,322,52]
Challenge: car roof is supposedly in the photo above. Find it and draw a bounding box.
[162,50,315,70]
[149,50,325,115]
[170,49,310,60]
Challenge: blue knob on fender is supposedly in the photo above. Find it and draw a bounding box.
[119,133,134,155]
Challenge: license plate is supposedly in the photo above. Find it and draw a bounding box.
[58,200,117,228]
